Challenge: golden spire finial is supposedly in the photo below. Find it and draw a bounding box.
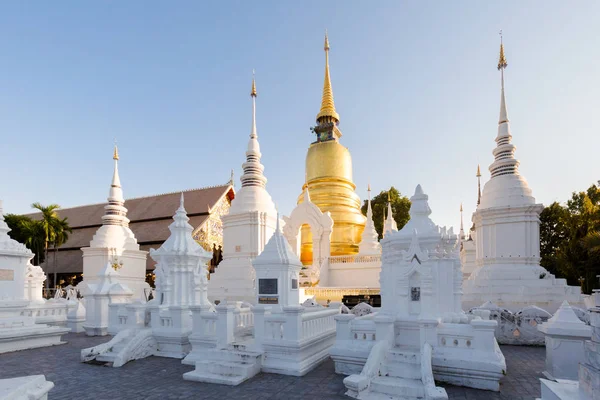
[498,30,507,70]
[251,69,257,97]
[460,203,463,212]
[476,164,481,177]
[368,183,371,192]
[316,30,340,123]
[113,140,119,161]
[387,190,391,202]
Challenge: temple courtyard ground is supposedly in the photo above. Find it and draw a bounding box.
[0,333,544,399]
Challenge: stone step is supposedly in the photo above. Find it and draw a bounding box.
[204,348,263,364]
[383,360,422,380]
[95,353,118,363]
[370,376,425,399]
[195,359,261,378]
[386,347,421,364]
[183,370,248,386]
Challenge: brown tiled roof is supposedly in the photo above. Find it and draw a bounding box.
[27,185,234,274]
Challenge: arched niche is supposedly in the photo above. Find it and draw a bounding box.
[282,195,333,286]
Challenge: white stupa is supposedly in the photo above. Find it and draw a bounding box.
[358,184,381,255]
[0,200,69,353]
[208,75,278,304]
[382,191,398,238]
[462,39,583,313]
[79,145,149,301]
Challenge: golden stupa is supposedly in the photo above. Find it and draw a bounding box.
[297,32,366,265]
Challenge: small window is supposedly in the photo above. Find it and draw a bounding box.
[291,279,298,289]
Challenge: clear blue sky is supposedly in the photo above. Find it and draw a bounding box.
[1,1,599,231]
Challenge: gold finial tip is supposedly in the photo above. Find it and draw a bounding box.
[250,72,257,97]
[497,33,508,70]
[367,183,371,192]
[476,164,481,177]
[113,144,119,161]
[324,30,330,51]
[460,203,463,212]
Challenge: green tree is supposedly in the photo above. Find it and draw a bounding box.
[539,182,600,293]
[52,217,72,288]
[31,203,61,288]
[18,218,46,265]
[361,187,411,240]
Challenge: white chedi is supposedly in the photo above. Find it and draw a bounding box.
[79,146,149,301]
[462,42,583,313]
[208,77,277,304]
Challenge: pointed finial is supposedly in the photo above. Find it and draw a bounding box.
[275,205,281,233]
[229,169,234,185]
[180,192,185,209]
[476,164,481,177]
[251,69,257,97]
[316,30,339,123]
[460,203,463,212]
[498,31,507,70]
[113,141,119,161]
[367,183,371,192]
[387,190,391,203]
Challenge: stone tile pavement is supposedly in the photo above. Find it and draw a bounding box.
[0,333,545,399]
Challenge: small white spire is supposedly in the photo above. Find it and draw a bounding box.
[102,144,129,227]
[383,189,398,238]
[359,184,381,254]
[459,203,465,240]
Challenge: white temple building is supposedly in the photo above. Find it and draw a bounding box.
[0,200,69,353]
[208,76,278,304]
[462,40,583,313]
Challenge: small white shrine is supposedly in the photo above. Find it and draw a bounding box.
[330,185,505,399]
[148,193,213,357]
[0,375,54,400]
[538,301,591,381]
[462,41,583,314]
[539,292,600,399]
[0,200,69,354]
[208,77,278,304]
[78,146,149,302]
[183,217,340,385]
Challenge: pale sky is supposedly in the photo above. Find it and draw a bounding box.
[1,1,599,231]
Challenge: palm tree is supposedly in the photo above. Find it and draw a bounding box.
[52,217,72,289]
[583,231,600,253]
[31,203,61,289]
[19,219,45,265]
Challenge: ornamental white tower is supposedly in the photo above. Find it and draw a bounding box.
[383,191,398,238]
[79,146,149,301]
[208,75,278,304]
[462,36,583,313]
[358,184,381,255]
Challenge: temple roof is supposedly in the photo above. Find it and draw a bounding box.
[26,184,234,273]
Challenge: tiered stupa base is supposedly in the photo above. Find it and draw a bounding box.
[463,264,584,313]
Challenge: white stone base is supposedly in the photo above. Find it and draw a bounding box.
[67,319,86,334]
[83,325,108,336]
[539,378,580,400]
[208,257,256,304]
[0,324,69,354]
[0,375,54,400]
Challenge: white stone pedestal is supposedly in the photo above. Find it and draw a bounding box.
[0,375,54,400]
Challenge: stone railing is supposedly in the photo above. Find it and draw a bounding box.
[233,306,254,336]
[328,255,381,264]
[301,308,338,341]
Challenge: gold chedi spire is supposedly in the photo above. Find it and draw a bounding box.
[316,30,340,123]
[113,143,119,161]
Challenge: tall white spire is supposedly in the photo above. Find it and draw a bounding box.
[240,73,267,189]
[359,184,381,254]
[489,33,520,179]
[101,144,129,227]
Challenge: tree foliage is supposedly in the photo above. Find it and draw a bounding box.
[361,187,411,240]
[540,181,600,293]
[4,204,72,286]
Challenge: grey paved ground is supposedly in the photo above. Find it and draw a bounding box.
[0,333,545,399]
